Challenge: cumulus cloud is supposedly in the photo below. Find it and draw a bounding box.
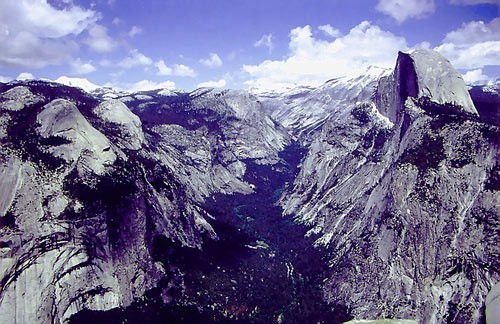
[3,0,97,38]
[17,72,35,80]
[376,0,435,23]
[254,34,274,53]
[199,53,223,68]
[155,60,173,75]
[462,69,492,84]
[118,49,153,68]
[318,24,342,38]
[197,79,227,88]
[84,24,117,53]
[436,42,500,69]
[0,0,98,68]
[443,18,500,45]
[435,18,500,69]
[70,58,96,74]
[173,64,196,77]
[0,0,118,68]
[155,59,197,77]
[243,22,408,90]
[0,76,11,83]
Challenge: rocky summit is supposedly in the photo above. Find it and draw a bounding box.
[0,49,498,323]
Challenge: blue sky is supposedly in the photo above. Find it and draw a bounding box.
[0,0,499,91]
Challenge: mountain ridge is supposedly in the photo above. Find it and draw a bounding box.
[0,49,498,324]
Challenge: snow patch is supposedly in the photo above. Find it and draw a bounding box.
[54,76,100,93]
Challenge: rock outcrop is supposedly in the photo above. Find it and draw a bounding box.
[0,81,290,323]
[0,49,497,324]
[281,49,499,323]
[376,50,478,124]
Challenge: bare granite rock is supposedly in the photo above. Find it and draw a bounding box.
[0,50,497,323]
[281,49,499,323]
[0,81,290,323]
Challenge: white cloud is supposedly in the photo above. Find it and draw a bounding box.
[0,76,11,83]
[84,24,117,53]
[0,0,98,68]
[155,60,197,77]
[70,58,96,74]
[443,18,500,45]
[243,22,408,90]
[318,24,342,38]
[199,53,223,68]
[435,18,500,69]
[254,34,274,53]
[197,79,227,88]
[376,0,435,23]
[118,49,153,68]
[436,41,500,69]
[112,17,121,25]
[462,68,492,84]
[3,0,98,38]
[17,72,34,80]
[128,26,142,38]
[174,64,196,77]
[125,80,176,92]
[155,60,173,75]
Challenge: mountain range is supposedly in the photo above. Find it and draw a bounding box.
[0,49,498,324]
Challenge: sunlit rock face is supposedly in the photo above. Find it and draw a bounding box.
[0,81,290,323]
[281,49,499,323]
[256,66,391,142]
[92,99,145,151]
[0,49,497,324]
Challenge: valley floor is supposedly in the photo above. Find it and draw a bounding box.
[70,143,352,323]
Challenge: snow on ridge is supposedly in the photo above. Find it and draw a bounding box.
[255,65,390,135]
[54,76,101,93]
[252,65,391,97]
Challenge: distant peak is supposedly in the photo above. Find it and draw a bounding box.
[54,76,101,93]
[365,64,392,75]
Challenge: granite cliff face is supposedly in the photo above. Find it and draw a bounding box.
[281,49,499,323]
[0,49,498,324]
[0,83,290,323]
[256,66,390,142]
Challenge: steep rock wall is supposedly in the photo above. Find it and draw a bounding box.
[281,49,499,323]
